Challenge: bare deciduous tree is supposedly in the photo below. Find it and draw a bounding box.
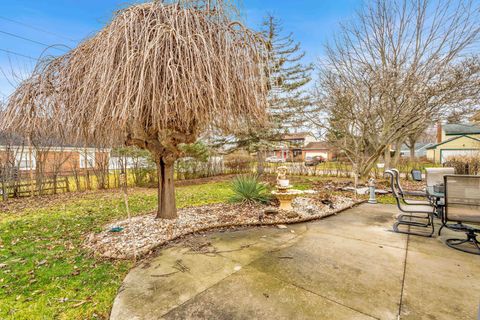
[0,1,269,219]
[313,0,480,181]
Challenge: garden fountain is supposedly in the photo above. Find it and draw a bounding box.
[271,166,304,210]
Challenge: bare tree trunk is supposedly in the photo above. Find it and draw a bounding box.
[256,150,265,175]
[391,141,403,168]
[53,174,58,194]
[358,161,376,183]
[384,146,391,169]
[408,136,416,160]
[156,157,177,219]
[28,139,34,197]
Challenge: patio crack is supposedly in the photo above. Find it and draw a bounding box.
[397,233,410,319]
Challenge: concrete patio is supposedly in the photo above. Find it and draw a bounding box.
[110,204,480,320]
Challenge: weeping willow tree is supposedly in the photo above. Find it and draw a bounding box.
[0,1,269,219]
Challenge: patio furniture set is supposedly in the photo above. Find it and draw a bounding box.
[385,168,480,255]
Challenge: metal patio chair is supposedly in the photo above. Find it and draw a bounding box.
[385,170,436,237]
[442,175,480,255]
[425,167,455,189]
[390,169,429,205]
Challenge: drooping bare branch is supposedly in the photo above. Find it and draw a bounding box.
[314,0,480,178]
[0,1,269,219]
[1,1,268,152]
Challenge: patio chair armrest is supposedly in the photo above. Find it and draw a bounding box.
[403,190,427,197]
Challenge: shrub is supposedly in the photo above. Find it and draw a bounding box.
[229,174,272,204]
[224,154,254,173]
[395,158,440,180]
[444,155,480,175]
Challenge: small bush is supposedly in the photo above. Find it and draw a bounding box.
[229,174,272,204]
[444,154,480,175]
[224,153,254,173]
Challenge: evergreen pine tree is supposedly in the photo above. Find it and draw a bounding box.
[263,14,313,131]
[229,15,313,172]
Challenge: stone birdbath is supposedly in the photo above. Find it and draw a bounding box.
[271,166,304,210]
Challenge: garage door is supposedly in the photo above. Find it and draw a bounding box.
[305,152,328,159]
[441,149,480,163]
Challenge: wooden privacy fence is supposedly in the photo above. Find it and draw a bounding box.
[0,158,435,201]
[0,177,69,199]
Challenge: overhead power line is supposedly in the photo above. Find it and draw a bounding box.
[0,48,38,61]
[0,15,77,43]
[0,30,69,52]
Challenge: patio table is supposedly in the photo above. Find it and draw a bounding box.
[426,186,445,219]
[426,186,450,235]
[426,186,444,200]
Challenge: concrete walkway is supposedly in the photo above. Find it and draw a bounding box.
[110,204,480,320]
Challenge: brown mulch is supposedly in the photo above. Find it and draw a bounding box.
[310,177,425,194]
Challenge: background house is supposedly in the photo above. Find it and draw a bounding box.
[268,133,337,161]
[0,132,110,175]
[426,123,480,163]
[269,132,316,161]
[302,141,336,161]
[399,142,434,158]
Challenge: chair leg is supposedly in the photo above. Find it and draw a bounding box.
[393,214,435,238]
[445,230,480,255]
[438,223,446,236]
[396,213,430,227]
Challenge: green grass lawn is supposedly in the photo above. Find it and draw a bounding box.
[0,181,234,320]
[0,175,393,319]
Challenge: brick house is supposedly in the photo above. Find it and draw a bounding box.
[0,132,111,176]
[269,132,317,161]
[302,141,337,161]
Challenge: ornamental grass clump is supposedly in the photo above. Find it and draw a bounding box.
[229,174,272,204]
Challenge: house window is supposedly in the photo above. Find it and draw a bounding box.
[293,149,303,157]
[80,150,96,169]
[14,149,36,171]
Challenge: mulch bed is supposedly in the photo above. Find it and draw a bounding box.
[84,196,359,260]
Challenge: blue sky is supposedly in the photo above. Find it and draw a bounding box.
[0,0,362,99]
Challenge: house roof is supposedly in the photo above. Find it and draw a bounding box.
[281,132,311,140]
[0,132,25,146]
[400,142,434,152]
[426,134,480,150]
[304,141,331,150]
[444,123,480,135]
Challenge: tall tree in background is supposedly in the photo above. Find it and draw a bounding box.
[233,14,313,172]
[263,14,313,131]
[313,0,480,181]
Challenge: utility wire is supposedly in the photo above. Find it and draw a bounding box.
[0,15,77,43]
[0,48,38,61]
[0,30,69,52]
